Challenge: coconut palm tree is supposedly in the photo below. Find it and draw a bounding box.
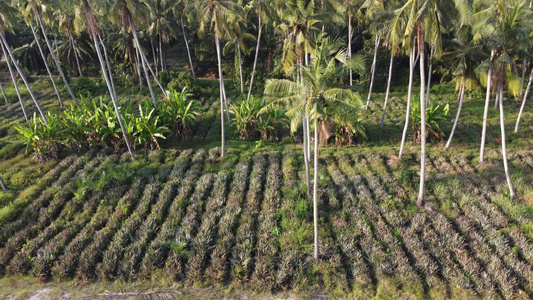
[110,0,168,107]
[29,22,63,106]
[55,2,85,77]
[0,1,46,124]
[199,0,242,157]
[264,38,364,259]
[362,0,385,110]
[82,0,136,161]
[474,0,530,198]
[16,0,78,104]
[444,26,484,150]
[245,0,274,102]
[223,12,254,94]
[392,0,465,207]
[145,0,180,72]
[175,0,196,79]
[1,42,29,123]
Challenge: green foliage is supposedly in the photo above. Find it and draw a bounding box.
[411,99,450,143]
[134,100,169,151]
[70,76,99,97]
[230,95,289,141]
[15,112,63,162]
[161,88,200,139]
[166,69,199,96]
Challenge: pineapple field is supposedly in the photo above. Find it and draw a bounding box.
[1,80,533,298]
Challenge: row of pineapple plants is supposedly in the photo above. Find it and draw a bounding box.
[5,155,117,276]
[203,157,251,283]
[0,151,99,274]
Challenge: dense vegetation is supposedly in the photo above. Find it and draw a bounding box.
[0,0,532,298]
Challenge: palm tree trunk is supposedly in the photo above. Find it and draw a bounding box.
[498,85,516,199]
[313,115,319,260]
[215,33,225,157]
[141,47,157,108]
[97,33,117,100]
[247,16,261,103]
[30,22,63,107]
[129,17,167,97]
[306,115,311,159]
[494,89,499,108]
[365,35,380,110]
[348,15,353,86]
[426,45,434,107]
[515,67,533,132]
[90,29,135,161]
[379,55,394,129]
[445,78,465,150]
[159,33,164,71]
[480,51,495,163]
[0,173,8,191]
[221,75,231,124]
[36,14,77,104]
[399,45,416,159]
[238,42,244,94]
[70,32,83,77]
[520,58,527,97]
[417,27,426,208]
[53,33,58,53]
[134,47,143,91]
[181,14,195,79]
[0,32,46,125]
[0,80,8,104]
[1,42,28,123]
[150,39,158,75]
[134,37,157,107]
[304,115,311,197]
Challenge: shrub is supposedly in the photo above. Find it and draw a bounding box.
[134,100,169,151]
[70,76,99,97]
[230,95,288,141]
[411,99,450,143]
[167,70,199,96]
[161,88,200,139]
[15,112,63,162]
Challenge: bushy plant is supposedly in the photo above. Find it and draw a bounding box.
[161,88,200,139]
[230,95,288,141]
[70,76,99,97]
[167,69,199,96]
[411,99,450,143]
[134,100,169,151]
[15,112,63,162]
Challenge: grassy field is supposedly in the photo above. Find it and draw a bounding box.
[0,75,532,299]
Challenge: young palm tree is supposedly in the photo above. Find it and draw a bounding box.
[16,0,78,104]
[199,0,242,157]
[264,38,364,259]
